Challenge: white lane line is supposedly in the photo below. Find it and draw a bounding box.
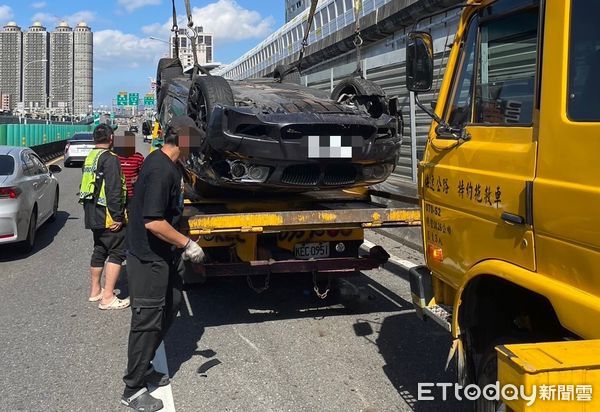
[362,240,418,270]
[150,341,176,412]
[182,290,194,317]
[367,284,415,313]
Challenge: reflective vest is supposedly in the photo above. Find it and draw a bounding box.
[79,148,127,209]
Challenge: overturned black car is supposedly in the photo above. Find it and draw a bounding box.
[157,59,402,194]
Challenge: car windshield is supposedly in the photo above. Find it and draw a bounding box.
[71,133,93,141]
[0,154,15,176]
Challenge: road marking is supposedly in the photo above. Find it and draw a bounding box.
[46,156,64,166]
[150,342,176,412]
[182,290,194,317]
[362,240,418,270]
[367,284,415,313]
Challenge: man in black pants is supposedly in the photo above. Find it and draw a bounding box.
[121,116,205,411]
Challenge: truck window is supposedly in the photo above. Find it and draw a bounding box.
[475,10,538,124]
[447,16,478,128]
[446,1,539,127]
[568,0,600,121]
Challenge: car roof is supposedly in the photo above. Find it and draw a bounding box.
[0,146,30,156]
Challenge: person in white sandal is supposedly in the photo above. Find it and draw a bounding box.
[79,123,130,310]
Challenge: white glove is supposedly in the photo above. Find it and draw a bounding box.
[182,239,205,263]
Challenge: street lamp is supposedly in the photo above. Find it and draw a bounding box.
[148,36,173,57]
[21,59,48,113]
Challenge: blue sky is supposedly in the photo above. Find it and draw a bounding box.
[0,0,285,106]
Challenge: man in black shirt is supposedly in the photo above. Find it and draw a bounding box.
[121,116,204,412]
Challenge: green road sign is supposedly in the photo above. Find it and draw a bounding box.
[144,94,155,106]
[128,93,139,106]
[117,92,127,106]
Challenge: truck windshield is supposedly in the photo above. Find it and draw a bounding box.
[568,0,600,121]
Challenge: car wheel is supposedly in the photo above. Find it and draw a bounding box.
[49,187,59,222]
[187,75,234,130]
[273,64,301,84]
[19,208,37,253]
[331,77,388,118]
[64,160,70,168]
[156,57,184,112]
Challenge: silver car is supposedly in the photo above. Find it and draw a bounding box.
[0,146,61,252]
[64,132,94,167]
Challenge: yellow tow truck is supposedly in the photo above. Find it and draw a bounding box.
[179,188,419,296]
[405,0,600,410]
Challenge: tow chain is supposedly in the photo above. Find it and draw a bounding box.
[353,0,364,77]
[312,271,331,300]
[247,274,270,294]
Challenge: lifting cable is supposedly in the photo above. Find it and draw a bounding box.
[352,0,364,78]
[294,0,320,75]
[170,0,180,59]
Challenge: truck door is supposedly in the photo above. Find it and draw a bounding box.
[534,0,600,298]
[421,0,540,286]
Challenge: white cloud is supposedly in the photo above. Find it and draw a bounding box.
[31,1,46,9]
[118,0,162,13]
[32,10,96,28]
[0,5,13,21]
[94,29,167,70]
[141,0,275,44]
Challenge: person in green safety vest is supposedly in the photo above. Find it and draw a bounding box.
[79,123,129,310]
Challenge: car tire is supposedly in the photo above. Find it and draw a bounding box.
[331,77,388,118]
[273,64,301,84]
[156,58,184,113]
[49,187,59,222]
[19,207,37,254]
[64,160,70,168]
[187,75,234,128]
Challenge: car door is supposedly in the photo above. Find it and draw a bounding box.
[19,151,40,228]
[30,153,54,222]
[420,0,540,286]
[24,151,51,223]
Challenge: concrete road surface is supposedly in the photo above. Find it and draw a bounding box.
[0,134,466,411]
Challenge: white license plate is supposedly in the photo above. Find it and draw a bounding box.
[294,242,330,259]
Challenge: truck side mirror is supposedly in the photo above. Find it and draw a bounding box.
[406,32,434,93]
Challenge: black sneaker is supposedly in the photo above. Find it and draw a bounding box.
[121,388,163,412]
[146,369,170,387]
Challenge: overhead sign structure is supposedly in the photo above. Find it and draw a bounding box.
[128,93,139,106]
[117,92,128,106]
[144,94,155,107]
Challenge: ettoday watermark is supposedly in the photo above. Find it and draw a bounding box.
[418,382,593,405]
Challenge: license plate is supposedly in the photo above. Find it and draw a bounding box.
[294,242,330,259]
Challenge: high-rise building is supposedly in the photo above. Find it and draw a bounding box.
[73,22,93,116]
[285,0,310,22]
[23,21,49,111]
[0,22,23,110]
[170,27,213,68]
[49,21,73,114]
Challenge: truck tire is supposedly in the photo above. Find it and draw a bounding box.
[331,77,388,118]
[187,76,234,128]
[156,58,183,112]
[273,64,301,84]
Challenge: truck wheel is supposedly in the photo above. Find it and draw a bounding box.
[273,64,301,84]
[187,75,234,129]
[331,77,388,118]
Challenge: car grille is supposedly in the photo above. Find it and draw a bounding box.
[281,164,357,186]
[280,124,375,139]
[323,164,356,186]
[281,165,320,186]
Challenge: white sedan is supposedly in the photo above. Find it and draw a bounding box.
[0,146,61,252]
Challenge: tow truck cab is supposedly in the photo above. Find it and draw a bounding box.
[406,0,600,407]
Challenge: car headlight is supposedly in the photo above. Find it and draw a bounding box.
[363,164,394,182]
[227,160,270,183]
